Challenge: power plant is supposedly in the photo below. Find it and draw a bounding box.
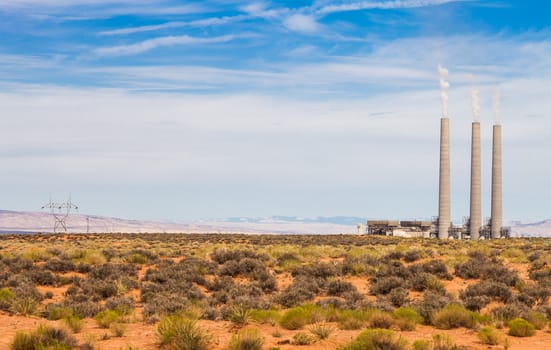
[366,66,510,239]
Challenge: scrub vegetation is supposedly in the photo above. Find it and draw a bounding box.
[0,233,550,349]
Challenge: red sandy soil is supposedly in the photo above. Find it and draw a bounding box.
[2,312,551,350]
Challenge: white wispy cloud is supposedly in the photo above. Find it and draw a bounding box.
[94,34,246,56]
[284,14,323,34]
[99,21,187,36]
[99,15,249,36]
[316,0,464,15]
[240,2,268,15]
[0,1,207,18]
[0,0,150,6]
[85,0,464,38]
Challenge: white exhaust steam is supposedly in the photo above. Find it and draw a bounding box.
[438,64,450,118]
[469,75,480,122]
[493,89,501,124]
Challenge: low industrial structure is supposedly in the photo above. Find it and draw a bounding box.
[366,220,431,238]
[365,217,510,239]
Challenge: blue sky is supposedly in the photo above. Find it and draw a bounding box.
[0,0,550,222]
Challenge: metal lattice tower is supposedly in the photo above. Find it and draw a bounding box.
[41,196,79,233]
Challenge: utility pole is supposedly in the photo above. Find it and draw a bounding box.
[41,196,78,233]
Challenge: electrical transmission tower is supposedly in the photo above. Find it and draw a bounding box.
[41,196,79,233]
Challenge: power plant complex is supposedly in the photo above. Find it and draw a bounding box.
[366,66,509,240]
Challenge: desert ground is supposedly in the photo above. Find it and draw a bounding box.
[0,233,550,350]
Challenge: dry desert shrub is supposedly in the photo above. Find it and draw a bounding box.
[393,307,423,331]
[525,311,547,329]
[308,322,334,340]
[432,304,474,330]
[338,328,408,350]
[477,326,502,345]
[412,339,432,350]
[368,310,395,329]
[10,325,78,350]
[110,322,127,337]
[249,309,280,325]
[413,290,455,324]
[274,276,321,307]
[157,315,211,350]
[460,280,513,311]
[507,318,536,337]
[95,309,123,328]
[369,276,407,295]
[228,328,264,350]
[292,332,316,345]
[63,315,85,333]
[228,305,252,327]
[327,279,357,297]
[279,304,324,330]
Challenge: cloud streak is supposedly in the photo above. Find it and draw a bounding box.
[316,0,464,15]
[99,15,249,36]
[94,34,246,56]
[90,0,463,37]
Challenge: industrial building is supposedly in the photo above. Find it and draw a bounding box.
[366,220,431,238]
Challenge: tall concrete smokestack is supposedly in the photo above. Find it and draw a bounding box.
[469,78,481,240]
[469,121,481,240]
[437,65,450,239]
[491,123,502,239]
[438,117,451,239]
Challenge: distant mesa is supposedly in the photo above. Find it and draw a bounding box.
[0,210,549,237]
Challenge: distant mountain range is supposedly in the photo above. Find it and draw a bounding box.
[509,220,551,238]
[0,210,549,237]
[0,210,360,234]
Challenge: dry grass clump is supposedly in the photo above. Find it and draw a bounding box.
[432,304,475,330]
[308,322,334,340]
[337,309,372,330]
[507,318,536,337]
[157,315,211,350]
[338,328,408,350]
[63,315,85,333]
[393,307,423,331]
[249,309,280,325]
[228,328,264,350]
[412,339,431,350]
[293,332,316,345]
[477,326,502,345]
[432,333,465,350]
[10,325,78,350]
[279,304,324,330]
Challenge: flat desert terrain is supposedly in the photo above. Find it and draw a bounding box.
[0,233,550,350]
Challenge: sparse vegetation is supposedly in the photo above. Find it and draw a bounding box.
[0,233,551,350]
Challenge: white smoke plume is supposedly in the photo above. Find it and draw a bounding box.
[468,74,480,122]
[438,64,450,118]
[493,89,501,124]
